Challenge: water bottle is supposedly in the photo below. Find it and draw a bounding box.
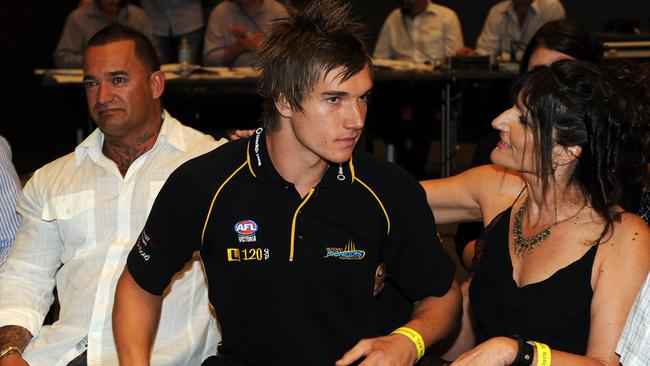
[178,37,191,77]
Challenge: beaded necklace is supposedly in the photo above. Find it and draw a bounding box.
[513,196,588,257]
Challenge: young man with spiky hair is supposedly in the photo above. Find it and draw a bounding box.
[113,1,461,365]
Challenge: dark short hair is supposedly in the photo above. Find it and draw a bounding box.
[86,24,160,74]
[519,19,604,74]
[256,0,372,131]
[512,59,650,242]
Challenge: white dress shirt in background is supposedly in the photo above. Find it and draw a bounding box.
[0,136,21,266]
[373,2,464,63]
[617,272,650,366]
[0,112,226,366]
[475,0,565,57]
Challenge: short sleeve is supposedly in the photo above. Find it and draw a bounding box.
[127,162,207,295]
[384,174,455,300]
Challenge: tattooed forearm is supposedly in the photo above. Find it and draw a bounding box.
[0,325,32,352]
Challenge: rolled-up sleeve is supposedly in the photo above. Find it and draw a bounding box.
[202,7,228,66]
[53,15,85,69]
[0,170,61,336]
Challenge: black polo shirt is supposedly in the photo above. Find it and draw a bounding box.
[127,128,455,366]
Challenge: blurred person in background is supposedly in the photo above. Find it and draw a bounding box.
[140,0,205,64]
[457,0,564,60]
[54,0,154,68]
[202,0,287,67]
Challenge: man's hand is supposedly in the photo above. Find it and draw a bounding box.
[0,326,32,366]
[226,129,255,141]
[455,47,478,57]
[450,336,517,366]
[229,26,264,53]
[229,26,248,39]
[335,333,418,366]
[238,33,263,53]
[0,353,29,366]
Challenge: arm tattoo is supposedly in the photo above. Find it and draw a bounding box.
[0,325,32,352]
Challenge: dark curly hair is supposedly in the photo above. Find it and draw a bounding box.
[519,19,604,74]
[256,0,372,132]
[512,59,650,242]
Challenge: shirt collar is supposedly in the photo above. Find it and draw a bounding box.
[236,0,268,17]
[245,127,356,188]
[75,109,185,164]
[506,0,540,16]
[88,2,130,22]
[423,2,439,16]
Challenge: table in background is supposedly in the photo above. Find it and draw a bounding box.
[39,68,516,177]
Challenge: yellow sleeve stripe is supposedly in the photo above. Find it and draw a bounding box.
[201,161,248,245]
[355,177,390,236]
[245,139,257,178]
[289,188,315,262]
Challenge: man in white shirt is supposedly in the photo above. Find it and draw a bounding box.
[374,0,464,63]
[0,136,21,266]
[54,0,154,68]
[140,0,205,64]
[474,0,565,59]
[373,0,462,178]
[203,0,288,67]
[617,272,650,366]
[0,25,225,366]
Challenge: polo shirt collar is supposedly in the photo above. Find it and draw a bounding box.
[245,128,356,188]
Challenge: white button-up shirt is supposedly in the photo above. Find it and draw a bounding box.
[373,2,464,63]
[475,0,565,57]
[0,112,226,366]
[617,272,650,366]
[140,0,204,37]
[0,136,21,265]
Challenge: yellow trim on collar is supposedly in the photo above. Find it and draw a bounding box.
[201,161,248,245]
[289,188,315,261]
[355,177,390,236]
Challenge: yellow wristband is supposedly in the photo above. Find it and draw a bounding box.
[0,344,22,358]
[391,326,425,361]
[530,341,551,366]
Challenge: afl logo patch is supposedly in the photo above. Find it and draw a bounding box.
[234,220,258,235]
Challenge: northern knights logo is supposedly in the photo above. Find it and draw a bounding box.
[324,240,366,260]
[234,220,258,243]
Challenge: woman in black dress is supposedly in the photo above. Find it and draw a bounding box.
[422,60,650,365]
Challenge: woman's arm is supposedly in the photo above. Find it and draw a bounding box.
[420,164,523,225]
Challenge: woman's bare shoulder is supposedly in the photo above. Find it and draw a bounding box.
[467,165,525,221]
[596,212,650,278]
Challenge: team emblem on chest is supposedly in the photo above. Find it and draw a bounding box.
[234,220,258,243]
[228,219,270,262]
[324,240,366,260]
